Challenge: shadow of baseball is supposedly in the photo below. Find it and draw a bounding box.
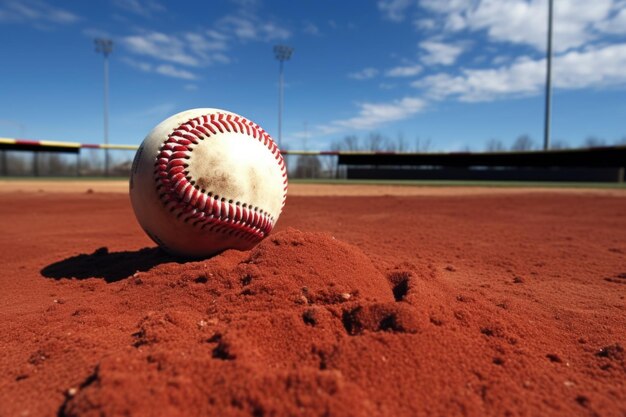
[41,246,180,283]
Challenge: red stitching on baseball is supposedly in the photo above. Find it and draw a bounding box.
[154,112,288,242]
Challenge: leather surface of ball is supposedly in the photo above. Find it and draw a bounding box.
[129,108,288,258]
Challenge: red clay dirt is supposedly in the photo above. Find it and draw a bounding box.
[0,187,625,417]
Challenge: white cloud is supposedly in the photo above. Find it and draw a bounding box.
[113,0,164,18]
[120,11,285,79]
[413,18,436,30]
[184,32,229,63]
[413,43,626,102]
[303,22,320,36]
[378,0,413,22]
[0,0,79,25]
[420,0,616,53]
[217,15,290,41]
[386,63,423,77]
[321,97,426,134]
[155,64,197,80]
[123,58,152,72]
[596,7,626,34]
[420,40,465,65]
[123,58,197,80]
[124,32,200,66]
[123,30,229,67]
[349,68,379,80]
[491,55,510,65]
[206,29,228,42]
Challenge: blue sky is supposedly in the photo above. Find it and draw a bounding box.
[0,0,625,151]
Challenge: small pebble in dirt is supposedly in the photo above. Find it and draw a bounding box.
[302,309,317,326]
[194,275,208,284]
[513,276,524,284]
[575,395,590,407]
[546,353,562,363]
[595,343,624,359]
[492,357,505,365]
[67,387,78,397]
[456,295,474,303]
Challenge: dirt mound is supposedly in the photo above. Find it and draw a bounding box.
[47,229,434,417]
[3,221,625,417]
[36,228,499,417]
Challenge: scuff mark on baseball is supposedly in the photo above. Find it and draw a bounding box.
[129,108,288,258]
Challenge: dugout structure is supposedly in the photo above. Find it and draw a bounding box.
[336,146,626,183]
[1,137,625,182]
[0,138,137,176]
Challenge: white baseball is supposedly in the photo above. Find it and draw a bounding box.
[130,108,288,258]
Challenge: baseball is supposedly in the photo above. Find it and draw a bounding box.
[129,108,288,258]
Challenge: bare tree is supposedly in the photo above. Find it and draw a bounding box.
[81,149,104,175]
[294,155,321,178]
[485,138,505,152]
[336,135,360,151]
[365,132,386,151]
[511,134,535,151]
[46,153,73,176]
[549,139,569,150]
[6,152,28,175]
[414,137,431,152]
[386,133,410,152]
[319,154,337,178]
[331,132,432,153]
[583,136,606,148]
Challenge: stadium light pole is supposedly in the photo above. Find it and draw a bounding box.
[273,45,293,149]
[543,0,554,151]
[95,38,113,176]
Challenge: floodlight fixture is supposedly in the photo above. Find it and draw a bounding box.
[274,45,294,62]
[95,38,113,57]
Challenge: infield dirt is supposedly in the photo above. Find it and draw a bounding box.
[0,184,625,417]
